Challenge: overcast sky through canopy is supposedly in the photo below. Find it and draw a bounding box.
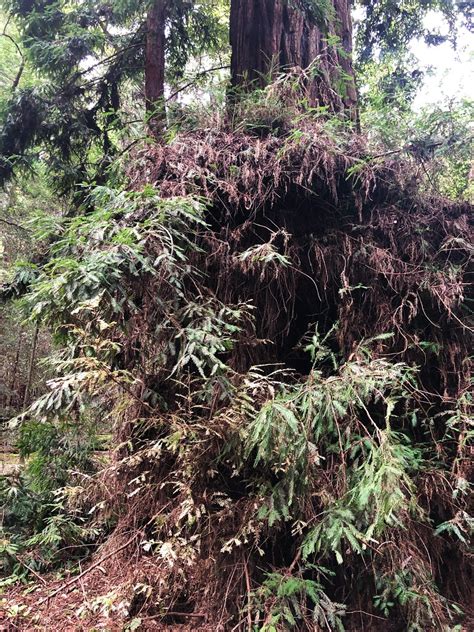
[410,12,472,108]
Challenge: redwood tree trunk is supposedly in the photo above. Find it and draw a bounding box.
[230,0,357,117]
[145,0,167,136]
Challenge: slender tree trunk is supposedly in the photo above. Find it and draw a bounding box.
[145,0,167,137]
[7,328,23,408]
[230,0,357,117]
[23,324,39,409]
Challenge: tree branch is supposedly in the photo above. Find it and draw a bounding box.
[166,65,230,102]
[0,217,30,233]
[0,32,25,90]
[369,135,473,161]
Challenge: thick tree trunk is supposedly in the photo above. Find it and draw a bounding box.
[230,0,357,117]
[145,0,167,137]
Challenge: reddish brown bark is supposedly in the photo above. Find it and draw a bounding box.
[230,0,357,117]
[145,0,167,136]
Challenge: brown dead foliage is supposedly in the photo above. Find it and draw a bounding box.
[127,118,472,396]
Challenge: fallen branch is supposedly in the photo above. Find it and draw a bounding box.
[0,217,30,233]
[38,532,140,605]
[17,557,47,585]
[144,612,206,620]
[38,504,171,605]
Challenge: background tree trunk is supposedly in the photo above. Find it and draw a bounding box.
[145,0,167,136]
[22,324,38,410]
[230,0,357,117]
[6,328,23,408]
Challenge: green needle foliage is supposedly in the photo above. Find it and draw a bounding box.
[0,0,228,190]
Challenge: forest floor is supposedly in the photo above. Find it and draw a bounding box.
[0,452,20,476]
[1,561,215,630]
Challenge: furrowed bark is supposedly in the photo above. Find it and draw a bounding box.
[230,0,357,117]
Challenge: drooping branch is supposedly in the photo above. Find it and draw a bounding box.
[0,32,25,90]
[166,64,230,102]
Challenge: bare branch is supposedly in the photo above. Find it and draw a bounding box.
[0,217,30,233]
[0,32,23,61]
[166,65,230,102]
[0,31,25,90]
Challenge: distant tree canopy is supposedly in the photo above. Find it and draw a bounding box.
[0,0,471,192]
[0,0,227,189]
[356,0,473,62]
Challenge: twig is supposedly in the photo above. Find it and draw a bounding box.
[17,557,47,585]
[2,13,12,34]
[38,504,171,605]
[166,64,230,102]
[78,560,88,604]
[0,32,23,59]
[0,217,30,233]
[243,556,252,631]
[346,609,387,621]
[38,531,140,605]
[287,548,301,573]
[0,32,25,90]
[144,612,206,620]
